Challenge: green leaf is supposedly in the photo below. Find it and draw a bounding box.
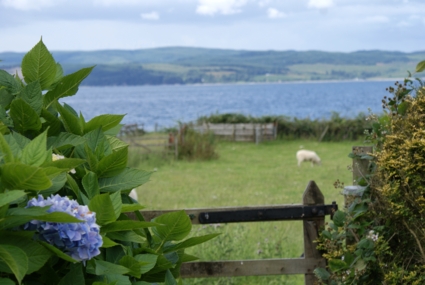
[0,231,52,274]
[96,147,128,178]
[164,270,177,285]
[58,264,85,285]
[0,88,14,109]
[99,168,151,192]
[39,241,78,263]
[314,267,330,281]
[0,70,22,95]
[10,98,42,132]
[119,256,142,278]
[107,135,128,152]
[163,233,220,253]
[18,80,43,115]
[47,132,86,150]
[21,130,49,166]
[43,157,85,172]
[100,236,118,248]
[89,193,117,225]
[328,259,347,272]
[416,60,425,73]
[0,132,14,163]
[0,190,26,208]
[332,210,346,227]
[100,221,158,233]
[93,259,130,275]
[10,132,31,149]
[152,211,192,242]
[82,171,100,199]
[43,66,94,108]
[106,231,145,244]
[85,114,125,134]
[0,278,15,285]
[21,39,57,90]
[1,163,52,190]
[41,107,62,136]
[121,204,145,213]
[0,244,28,285]
[134,254,158,274]
[3,133,22,159]
[110,191,122,219]
[56,102,83,135]
[8,208,82,223]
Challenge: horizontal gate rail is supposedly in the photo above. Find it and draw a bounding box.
[129,180,336,284]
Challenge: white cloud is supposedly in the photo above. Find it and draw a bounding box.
[93,0,140,6]
[141,11,160,20]
[363,15,389,23]
[267,8,285,19]
[307,0,334,9]
[1,0,55,10]
[258,0,271,7]
[196,0,248,16]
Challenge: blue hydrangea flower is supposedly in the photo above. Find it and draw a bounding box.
[25,194,103,262]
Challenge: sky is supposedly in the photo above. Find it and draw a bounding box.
[1,0,424,53]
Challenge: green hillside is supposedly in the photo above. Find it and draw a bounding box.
[1,47,424,85]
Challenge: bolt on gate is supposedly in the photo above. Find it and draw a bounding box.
[135,180,337,285]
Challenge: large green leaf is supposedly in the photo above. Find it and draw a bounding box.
[93,259,130,276]
[0,190,26,208]
[21,130,49,166]
[0,231,52,274]
[0,278,15,285]
[164,270,177,285]
[56,102,83,135]
[119,256,142,278]
[18,80,43,115]
[99,168,151,192]
[100,221,158,233]
[134,254,158,274]
[89,193,117,225]
[106,231,145,244]
[10,98,42,132]
[0,70,21,95]
[39,172,67,195]
[10,132,31,149]
[163,233,220,253]
[4,134,22,159]
[82,171,100,199]
[43,66,94,108]
[0,88,14,109]
[21,39,57,90]
[0,132,14,163]
[85,114,125,134]
[0,244,28,284]
[152,211,192,242]
[41,107,62,136]
[121,204,145,213]
[96,147,128,178]
[1,163,52,190]
[47,132,86,150]
[42,157,85,171]
[110,191,122,219]
[107,136,128,152]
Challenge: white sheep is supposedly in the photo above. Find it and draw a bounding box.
[129,189,138,201]
[296,150,321,167]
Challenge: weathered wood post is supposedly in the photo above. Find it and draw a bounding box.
[303,180,325,285]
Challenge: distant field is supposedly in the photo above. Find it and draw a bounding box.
[130,139,369,284]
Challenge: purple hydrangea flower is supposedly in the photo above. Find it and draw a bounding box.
[25,194,103,262]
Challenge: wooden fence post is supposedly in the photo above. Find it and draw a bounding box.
[302,180,325,285]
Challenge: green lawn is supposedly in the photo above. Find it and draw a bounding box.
[130,139,369,284]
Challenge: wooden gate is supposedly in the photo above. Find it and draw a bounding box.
[135,180,337,284]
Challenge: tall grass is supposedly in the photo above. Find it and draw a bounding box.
[129,139,369,284]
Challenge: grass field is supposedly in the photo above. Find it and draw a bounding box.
[129,139,370,284]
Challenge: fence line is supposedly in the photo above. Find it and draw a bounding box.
[128,180,337,284]
[194,122,277,143]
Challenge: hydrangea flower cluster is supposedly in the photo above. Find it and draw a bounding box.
[25,194,103,262]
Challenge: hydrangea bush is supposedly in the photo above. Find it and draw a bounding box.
[0,39,218,285]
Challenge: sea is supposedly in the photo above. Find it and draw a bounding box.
[60,80,396,131]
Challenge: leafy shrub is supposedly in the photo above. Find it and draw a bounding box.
[315,60,425,284]
[177,125,218,161]
[0,39,217,285]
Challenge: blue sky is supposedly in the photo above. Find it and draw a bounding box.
[1,0,424,53]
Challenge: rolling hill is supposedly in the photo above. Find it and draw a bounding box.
[1,47,424,85]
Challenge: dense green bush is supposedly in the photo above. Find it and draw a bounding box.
[177,125,218,161]
[315,60,425,284]
[0,39,217,285]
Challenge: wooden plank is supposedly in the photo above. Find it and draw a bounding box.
[180,258,326,278]
[302,180,325,285]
